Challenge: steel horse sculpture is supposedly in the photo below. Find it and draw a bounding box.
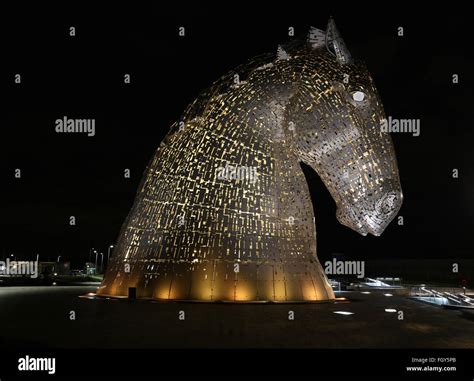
[98,18,403,302]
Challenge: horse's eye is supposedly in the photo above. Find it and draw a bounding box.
[352,91,366,102]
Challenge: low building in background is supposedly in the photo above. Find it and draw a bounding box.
[84,262,97,276]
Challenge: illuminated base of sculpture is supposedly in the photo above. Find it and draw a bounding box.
[97,259,335,302]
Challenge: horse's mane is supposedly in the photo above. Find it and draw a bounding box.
[180,39,312,122]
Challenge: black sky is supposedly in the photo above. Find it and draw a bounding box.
[1,4,473,267]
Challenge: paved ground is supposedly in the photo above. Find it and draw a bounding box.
[0,286,473,348]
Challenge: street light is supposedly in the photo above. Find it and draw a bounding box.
[57,255,61,262]
[99,252,104,274]
[89,248,95,263]
[107,245,114,264]
[94,250,98,273]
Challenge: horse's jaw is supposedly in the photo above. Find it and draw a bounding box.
[335,190,403,237]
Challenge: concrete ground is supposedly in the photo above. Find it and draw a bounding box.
[0,286,473,348]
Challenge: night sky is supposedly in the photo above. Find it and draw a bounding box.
[2,5,473,267]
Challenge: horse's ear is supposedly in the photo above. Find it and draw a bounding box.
[325,17,353,64]
[307,26,326,49]
[276,45,290,61]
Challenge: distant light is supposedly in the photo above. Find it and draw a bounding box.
[52,282,57,286]
[53,273,57,276]
[333,311,354,315]
[385,308,397,313]
[361,291,371,294]
[384,293,393,297]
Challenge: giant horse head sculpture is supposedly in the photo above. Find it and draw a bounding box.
[97,18,403,302]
